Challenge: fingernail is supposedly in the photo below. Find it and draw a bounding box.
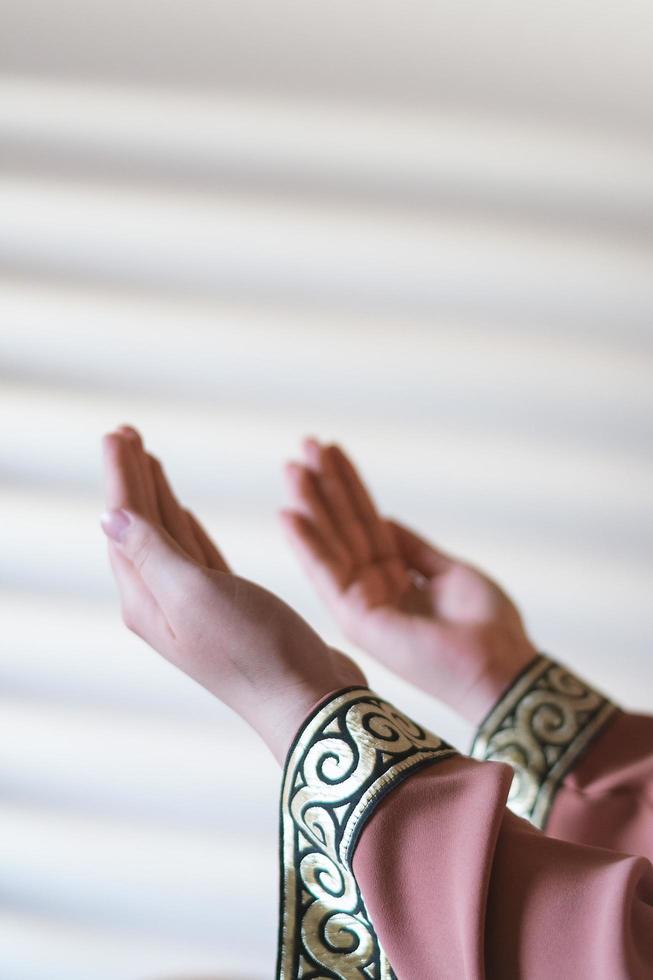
[100,508,131,542]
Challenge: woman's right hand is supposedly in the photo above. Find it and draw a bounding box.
[281,438,537,725]
[100,425,365,763]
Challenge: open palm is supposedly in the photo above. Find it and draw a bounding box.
[282,439,536,724]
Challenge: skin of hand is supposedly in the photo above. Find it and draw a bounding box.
[100,425,366,763]
[281,438,538,726]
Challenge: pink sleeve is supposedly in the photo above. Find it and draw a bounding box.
[547,711,653,861]
[469,655,653,863]
[277,685,653,979]
[353,754,653,979]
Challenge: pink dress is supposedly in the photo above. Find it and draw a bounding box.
[276,656,653,978]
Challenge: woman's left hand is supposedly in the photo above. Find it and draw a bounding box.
[100,425,365,762]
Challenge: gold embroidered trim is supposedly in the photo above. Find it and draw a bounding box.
[470,655,618,829]
[276,687,456,979]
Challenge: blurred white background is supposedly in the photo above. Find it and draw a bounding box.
[1,2,652,978]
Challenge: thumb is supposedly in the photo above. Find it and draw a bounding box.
[387,519,452,577]
[101,508,197,602]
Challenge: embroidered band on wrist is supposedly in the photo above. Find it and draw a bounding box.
[470,654,618,829]
[276,686,456,979]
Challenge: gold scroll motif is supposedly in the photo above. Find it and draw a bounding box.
[470,655,618,829]
[277,687,456,979]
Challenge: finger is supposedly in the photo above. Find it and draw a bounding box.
[185,509,230,572]
[102,431,146,513]
[148,455,205,562]
[302,438,373,567]
[117,426,161,522]
[101,508,199,606]
[114,428,149,515]
[326,443,397,560]
[324,442,409,594]
[279,509,351,603]
[387,519,453,577]
[283,462,350,565]
[380,525,415,595]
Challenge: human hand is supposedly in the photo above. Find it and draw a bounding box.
[281,439,536,725]
[100,426,365,762]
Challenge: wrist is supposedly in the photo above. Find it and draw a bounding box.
[457,636,539,726]
[246,673,355,765]
[470,653,618,828]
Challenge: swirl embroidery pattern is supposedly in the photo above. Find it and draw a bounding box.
[276,687,456,979]
[470,655,618,829]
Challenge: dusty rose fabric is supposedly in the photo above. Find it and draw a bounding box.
[352,747,653,978]
[546,711,653,862]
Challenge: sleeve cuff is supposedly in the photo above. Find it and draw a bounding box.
[469,653,619,829]
[276,686,456,979]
